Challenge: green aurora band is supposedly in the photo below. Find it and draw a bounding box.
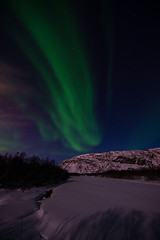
[7,0,102,152]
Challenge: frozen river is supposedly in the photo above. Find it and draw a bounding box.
[0,176,160,239]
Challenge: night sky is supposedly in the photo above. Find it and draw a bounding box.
[0,0,160,163]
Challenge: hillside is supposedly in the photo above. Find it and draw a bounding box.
[60,148,160,174]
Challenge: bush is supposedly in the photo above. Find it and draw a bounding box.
[0,152,69,189]
[80,168,160,181]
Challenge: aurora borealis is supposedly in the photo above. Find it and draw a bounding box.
[0,0,160,162]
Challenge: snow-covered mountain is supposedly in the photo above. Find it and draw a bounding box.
[60,148,160,174]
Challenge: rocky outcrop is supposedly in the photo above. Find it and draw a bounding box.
[60,148,160,174]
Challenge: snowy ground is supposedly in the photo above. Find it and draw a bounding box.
[0,176,160,240]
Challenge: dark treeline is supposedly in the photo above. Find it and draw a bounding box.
[0,152,69,189]
[70,168,160,181]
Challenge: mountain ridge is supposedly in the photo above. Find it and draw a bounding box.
[60,148,160,174]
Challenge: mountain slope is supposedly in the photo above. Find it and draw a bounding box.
[60,148,160,174]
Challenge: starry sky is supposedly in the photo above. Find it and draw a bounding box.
[0,0,160,162]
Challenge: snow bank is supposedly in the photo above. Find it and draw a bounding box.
[0,186,53,239]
